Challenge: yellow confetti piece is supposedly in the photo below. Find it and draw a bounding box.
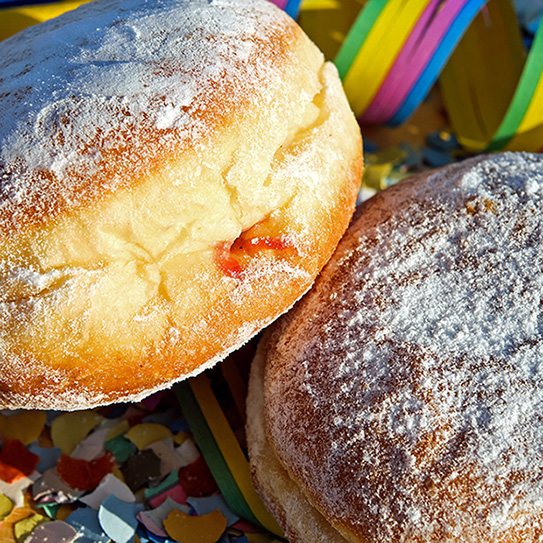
[0,411,46,446]
[0,494,13,521]
[13,513,48,543]
[50,411,103,455]
[55,504,75,522]
[163,509,227,543]
[105,420,130,442]
[124,423,172,450]
[172,431,190,445]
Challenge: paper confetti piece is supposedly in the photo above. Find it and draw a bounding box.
[163,508,227,543]
[0,411,46,445]
[145,470,178,501]
[148,481,188,509]
[105,420,130,442]
[33,468,84,504]
[175,438,200,465]
[0,472,39,508]
[125,423,173,450]
[71,427,110,461]
[24,520,79,543]
[137,497,190,538]
[51,411,103,455]
[98,495,144,543]
[104,434,138,464]
[13,512,48,543]
[177,456,218,498]
[147,438,187,478]
[187,495,240,527]
[0,440,40,483]
[79,473,136,509]
[28,444,62,473]
[120,449,162,492]
[0,493,13,520]
[65,507,110,543]
[57,452,115,492]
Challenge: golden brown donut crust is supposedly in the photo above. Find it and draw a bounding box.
[256,153,543,542]
[0,0,362,409]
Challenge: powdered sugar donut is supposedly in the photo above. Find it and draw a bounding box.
[0,0,362,410]
[247,152,543,542]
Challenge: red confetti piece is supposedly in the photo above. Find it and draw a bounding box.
[0,439,39,483]
[177,456,218,497]
[57,452,115,491]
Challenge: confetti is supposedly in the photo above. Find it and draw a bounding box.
[177,456,218,497]
[163,508,228,543]
[120,448,162,492]
[33,468,84,504]
[104,434,138,464]
[187,495,240,527]
[51,412,103,455]
[0,472,39,508]
[24,520,79,543]
[125,423,173,450]
[0,493,13,520]
[0,440,40,483]
[71,427,110,461]
[137,496,190,538]
[57,452,115,492]
[98,495,144,543]
[13,512,49,543]
[28,444,62,473]
[79,473,136,509]
[65,507,110,543]
[0,411,46,446]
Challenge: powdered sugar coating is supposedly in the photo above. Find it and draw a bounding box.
[0,0,295,233]
[265,153,543,542]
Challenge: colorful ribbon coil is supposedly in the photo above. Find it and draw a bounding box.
[330,0,543,152]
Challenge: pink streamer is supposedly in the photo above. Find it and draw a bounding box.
[362,0,469,124]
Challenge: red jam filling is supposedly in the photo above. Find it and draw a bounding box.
[215,234,295,280]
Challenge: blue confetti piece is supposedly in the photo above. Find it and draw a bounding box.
[28,444,62,474]
[65,508,110,543]
[422,147,453,167]
[99,495,144,543]
[186,494,240,527]
[168,418,191,433]
[363,138,379,154]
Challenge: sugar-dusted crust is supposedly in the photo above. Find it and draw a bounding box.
[257,153,543,542]
[0,0,362,409]
[246,332,350,543]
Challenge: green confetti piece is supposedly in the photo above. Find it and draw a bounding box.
[104,434,137,464]
[36,502,60,520]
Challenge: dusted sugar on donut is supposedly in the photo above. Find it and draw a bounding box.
[0,0,362,410]
[249,153,543,542]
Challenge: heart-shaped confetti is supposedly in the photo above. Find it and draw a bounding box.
[163,508,227,543]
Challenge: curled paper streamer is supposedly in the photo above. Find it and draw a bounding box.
[308,0,542,152]
[175,376,285,538]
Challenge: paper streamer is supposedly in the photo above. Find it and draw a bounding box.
[320,0,542,152]
[441,0,543,151]
[175,378,284,538]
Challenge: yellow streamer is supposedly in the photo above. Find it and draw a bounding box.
[505,75,543,152]
[0,0,93,42]
[189,377,283,536]
[343,0,432,117]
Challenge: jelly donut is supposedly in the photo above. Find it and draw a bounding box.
[0,0,362,410]
[247,153,543,542]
